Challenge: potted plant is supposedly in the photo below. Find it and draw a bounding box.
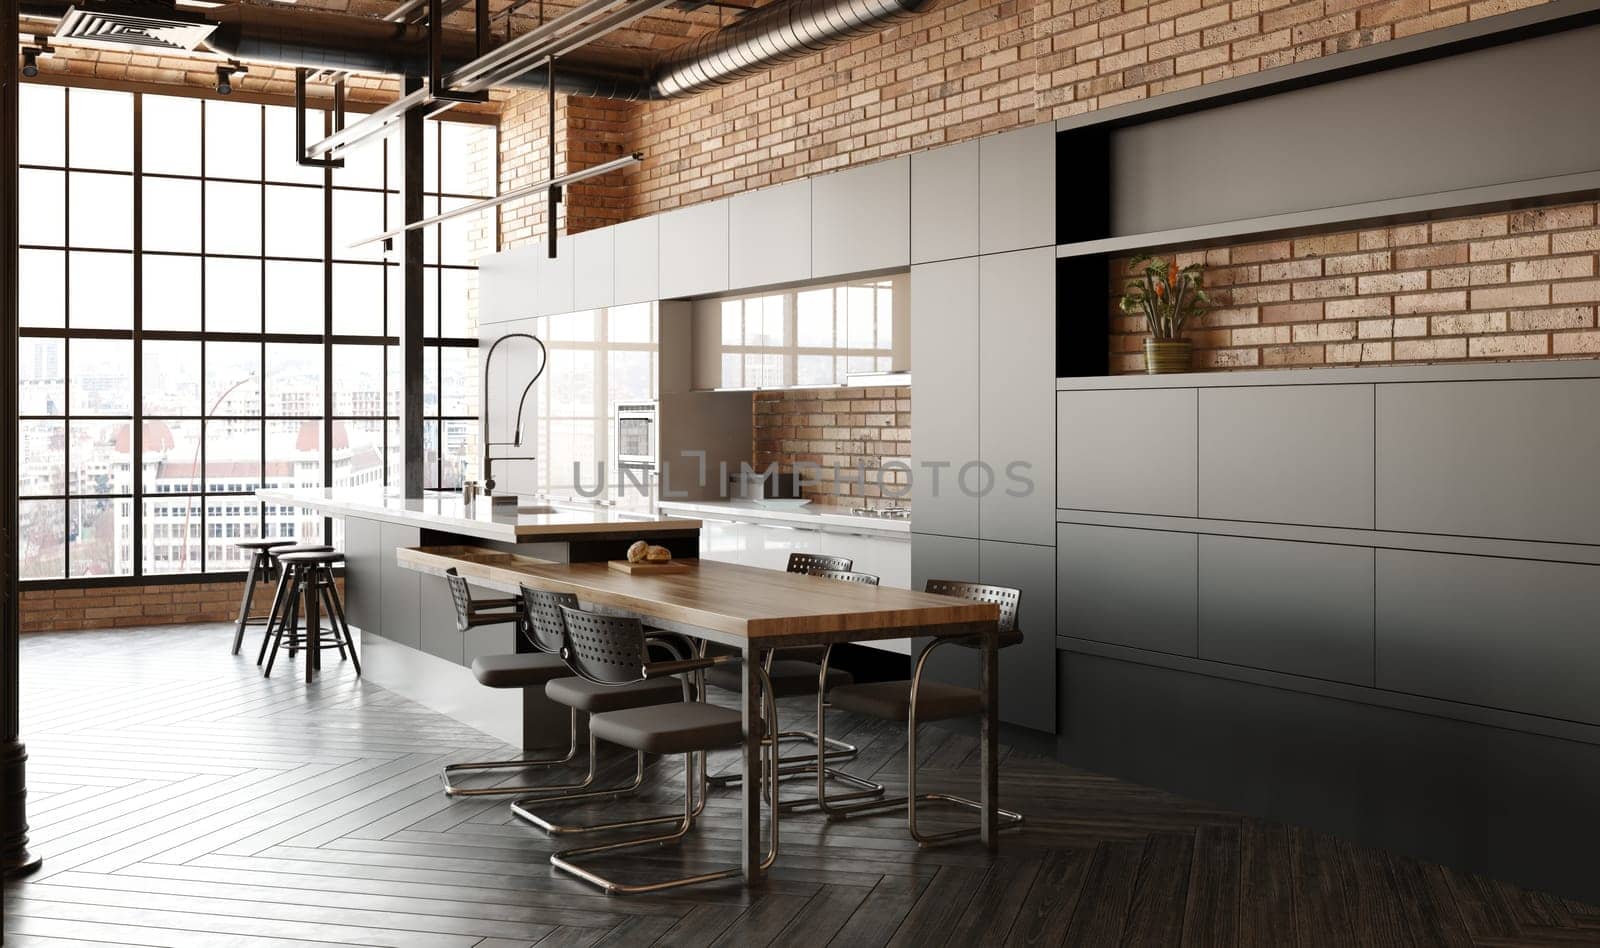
[1119,255,1212,374]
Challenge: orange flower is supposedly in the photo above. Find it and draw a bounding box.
[1167,261,1178,287]
[1153,282,1166,299]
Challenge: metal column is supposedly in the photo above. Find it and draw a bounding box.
[400,75,427,498]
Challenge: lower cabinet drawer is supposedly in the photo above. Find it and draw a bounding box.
[1377,550,1600,725]
[1057,523,1197,657]
[1198,535,1374,686]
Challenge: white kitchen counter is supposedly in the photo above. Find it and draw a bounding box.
[656,499,910,537]
[259,487,700,544]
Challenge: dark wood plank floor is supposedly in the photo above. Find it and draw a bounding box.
[5,623,1599,947]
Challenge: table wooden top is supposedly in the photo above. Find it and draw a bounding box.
[398,546,999,648]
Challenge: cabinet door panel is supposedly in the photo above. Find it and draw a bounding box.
[378,523,421,650]
[572,226,614,311]
[613,216,660,305]
[981,540,1057,733]
[1057,522,1197,656]
[340,516,381,637]
[910,259,980,539]
[478,244,539,326]
[812,158,911,279]
[1199,535,1374,685]
[911,140,979,264]
[912,532,982,692]
[534,236,574,316]
[1058,388,1198,517]
[729,180,812,289]
[980,124,1056,254]
[979,248,1056,545]
[659,201,730,299]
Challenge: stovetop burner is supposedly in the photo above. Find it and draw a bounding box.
[850,506,912,520]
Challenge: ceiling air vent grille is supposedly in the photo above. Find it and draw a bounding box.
[56,3,217,52]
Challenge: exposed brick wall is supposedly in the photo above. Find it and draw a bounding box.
[497,91,562,249]
[21,578,347,633]
[752,387,912,510]
[498,0,1555,228]
[1107,201,1600,372]
[565,96,634,235]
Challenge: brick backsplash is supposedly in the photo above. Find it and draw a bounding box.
[752,387,912,510]
[1107,201,1600,372]
[20,578,344,634]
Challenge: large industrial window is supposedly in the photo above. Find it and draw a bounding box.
[17,84,495,581]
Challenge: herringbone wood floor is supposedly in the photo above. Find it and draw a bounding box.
[4,623,1599,947]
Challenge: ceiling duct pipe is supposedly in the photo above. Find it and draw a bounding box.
[20,0,932,101]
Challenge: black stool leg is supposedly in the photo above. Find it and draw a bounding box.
[230,550,264,655]
[258,562,294,666]
[322,567,359,676]
[303,565,321,683]
[264,565,302,678]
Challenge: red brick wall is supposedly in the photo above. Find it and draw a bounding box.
[20,578,346,633]
[752,387,912,510]
[1107,202,1600,372]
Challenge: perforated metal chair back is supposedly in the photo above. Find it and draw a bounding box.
[925,580,1023,646]
[787,552,853,574]
[520,585,579,654]
[558,606,648,686]
[811,568,880,586]
[445,568,474,633]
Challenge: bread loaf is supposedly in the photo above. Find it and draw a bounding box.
[626,540,648,563]
[645,544,672,563]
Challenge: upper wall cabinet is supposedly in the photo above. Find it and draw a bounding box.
[477,244,539,325]
[812,157,911,279]
[659,200,730,299]
[729,179,812,290]
[572,226,614,311]
[979,124,1056,255]
[613,216,660,305]
[534,236,575,316]
[911,140,980,264]
[980,247,1056,546]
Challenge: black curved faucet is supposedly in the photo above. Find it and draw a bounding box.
[480,332,548,498]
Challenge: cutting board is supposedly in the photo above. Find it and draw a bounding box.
[608,559,690,575]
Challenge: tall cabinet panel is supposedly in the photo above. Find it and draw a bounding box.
[912,532,981,692]
[979,247,1056,546]
[981,540,1057,733]
[910,258,980,539]
[979,123,1056,254]
[911,140,980,264]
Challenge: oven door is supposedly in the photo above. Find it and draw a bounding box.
[615,414,655,466]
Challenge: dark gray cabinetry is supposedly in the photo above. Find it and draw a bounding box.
[1198,535,1374,685]
[979,248,1056,546]
[1377,379,1600,545]
[340,516,381,636]
[1199,384,1374,528]
[1057,522,1197,656]
[910,259,980,539]
[1377,550,1600,725]
[378,522,421,650]
[1057,388,1197,516]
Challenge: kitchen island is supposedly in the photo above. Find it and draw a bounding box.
[256,488,701,747]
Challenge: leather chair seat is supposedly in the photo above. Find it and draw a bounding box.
[704,659,853,699]
[470,652,570,689]
[546,675,683,713]
[829,680,983,723]
[589,701,748,756]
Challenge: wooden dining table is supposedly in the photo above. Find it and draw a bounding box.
[397,545,1004,887]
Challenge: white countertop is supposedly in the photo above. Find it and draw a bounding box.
[258,488,701,544]
[656,499,911,537]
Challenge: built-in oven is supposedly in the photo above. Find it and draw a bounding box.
[614,402,657,470]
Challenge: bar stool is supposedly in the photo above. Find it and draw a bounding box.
[544,605,781,896]
[813,580,1025,846]
[439,569,579,798]
[229,539,295,655]
[254,542,334,666]
[263,550,359,683]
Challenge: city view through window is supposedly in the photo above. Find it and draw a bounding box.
[17,84,492,580]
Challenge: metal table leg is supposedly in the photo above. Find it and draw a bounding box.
[980,620,998,849]
[740,642,763,885]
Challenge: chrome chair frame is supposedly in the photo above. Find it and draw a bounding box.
[440,571,581,798]
[812,580,1026,846]
[546,606,782,895]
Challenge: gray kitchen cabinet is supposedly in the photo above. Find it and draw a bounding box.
[729,179,812,289]
[811,157,911,279]
[979,247,1056,546]
[418,571,460,664]
[340,516,381,637]
[979,123,1056,254]
[1377,549,1600,725]
[1200,384,1375,529]
[612,216,660,305]
[912,531,980,691]
[1199,535,1375,685]
[1377,378,1600,545]
[378,522,421,650]
[534,236,574,316]
[1058,387,1198,517]
[572,225,615,311]
[910,258,980,539]
[1057,522,1198,656]
[659,200,730,299]
[911,140,980,264]
[981,539,1057,733]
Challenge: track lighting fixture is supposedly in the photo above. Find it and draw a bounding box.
[21,41,54,79]
[216,62,246,95]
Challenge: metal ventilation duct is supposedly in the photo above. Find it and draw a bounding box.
[55,0,215,51]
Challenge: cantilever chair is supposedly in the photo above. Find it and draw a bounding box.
[507,586,694,836]
[439,569,579,797]
[704,553,874,793]
[813,580,1025,846]
[544,605,781,895]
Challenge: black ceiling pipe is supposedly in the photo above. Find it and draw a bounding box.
[2,0,43,883]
